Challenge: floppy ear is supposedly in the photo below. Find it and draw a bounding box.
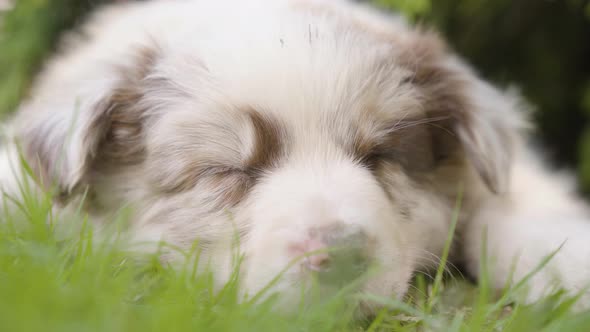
[399,33,528,194]
[13,47,157,201]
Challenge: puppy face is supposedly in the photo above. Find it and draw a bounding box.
[141,89,449,306]
[13,0,524,311]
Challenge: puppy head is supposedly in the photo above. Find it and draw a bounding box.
[14,14,525,312]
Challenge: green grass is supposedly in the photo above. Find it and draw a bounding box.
[2,167,590,332]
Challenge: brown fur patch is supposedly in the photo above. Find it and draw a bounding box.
[207,109,286,208]
[395,31,508,193]
[396,34,470,160]
[351,126,379,170]
[22,46,160,203]
[397,33,467,129]
[244,109,286,174]
[146,107,286,209]
[350,114,441,175]
[93,46,161,171]
[395,31,466,127]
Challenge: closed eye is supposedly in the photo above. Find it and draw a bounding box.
[200,165,248,177]
[354,115,449,172]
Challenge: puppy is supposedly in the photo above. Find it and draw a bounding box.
[2,0,590,312]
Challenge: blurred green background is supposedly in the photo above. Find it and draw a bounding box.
[1,0,589,190]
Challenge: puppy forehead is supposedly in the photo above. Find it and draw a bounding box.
[146,2,434,154]
[152,12,423,119]
[152,66,423,163]
[205,60,420,141]
[234,71,422,154]
[213,51,419,124]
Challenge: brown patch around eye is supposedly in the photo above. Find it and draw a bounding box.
[203,109,284,209]
[202,109,285,208]
[148,107,286,210]
[351,117,441,174]
[244,109,285,174]
[351,128,381,171]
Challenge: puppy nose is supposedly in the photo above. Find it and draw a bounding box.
[289,238,331,271]
[288,228,369,274]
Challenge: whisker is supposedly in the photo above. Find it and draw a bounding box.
[413,269,435,282]
[388,115,450,133]
[404,283,429,303]
[399,247,465,280]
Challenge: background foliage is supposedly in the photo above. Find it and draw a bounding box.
[0,0,589,189]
